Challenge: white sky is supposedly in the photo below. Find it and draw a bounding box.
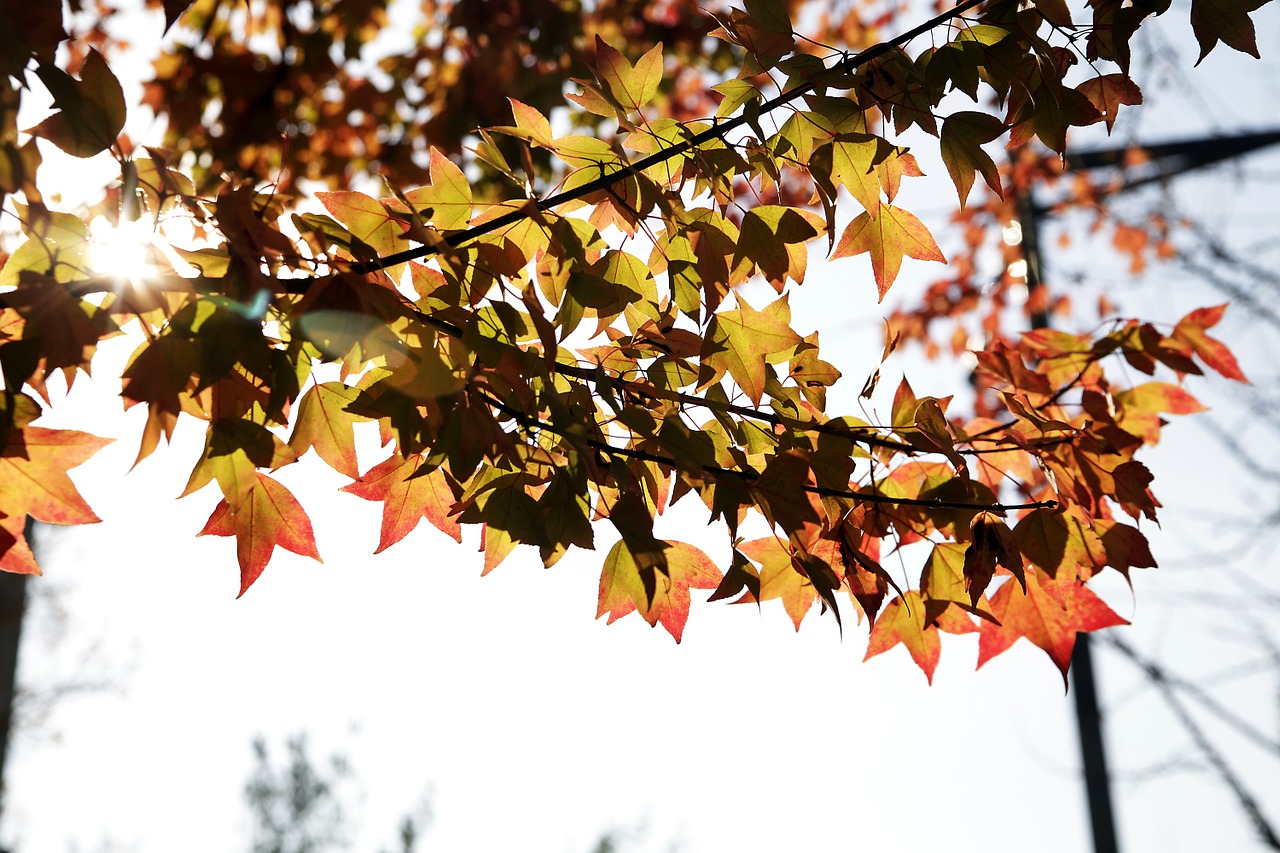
[3,2,1280,852]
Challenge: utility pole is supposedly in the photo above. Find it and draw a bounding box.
[1014,127,1280,853]
[0,523,29,832]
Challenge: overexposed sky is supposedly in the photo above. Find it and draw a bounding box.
[4,2,1280,852]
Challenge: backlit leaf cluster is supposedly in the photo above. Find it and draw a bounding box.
[0,0,1267,680]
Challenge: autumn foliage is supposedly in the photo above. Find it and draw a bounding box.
[0,0,1266,682]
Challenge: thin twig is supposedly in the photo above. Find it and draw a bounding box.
[1104,635,1280,850]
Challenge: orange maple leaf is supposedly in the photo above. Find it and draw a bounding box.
[865,591,977,684]
[340,453,461,552]
[977,568,1128,687]
[199,471,323,595]
[832,204,945,300]
[0,426,111,575]
[735,536,820,630]
[597,539,721,642]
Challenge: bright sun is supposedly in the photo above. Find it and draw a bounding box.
[89,216,160,283]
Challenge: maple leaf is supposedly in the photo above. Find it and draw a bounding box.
[496,97,555,147]
[751,450,825,552]
[977,568,1128,687]
[2,273,117,376]
[199,471,323,596]
[919,542,997,624]
[535,471,595,568]
[0,208,92,286]
[0,426,110,525]
[1032,0,1074,28]
[1190,0,1266,63]
[731,205,824,290]
[120,332,200,465]
[341,452,461,552]
[28,49,125,158]
[735,537,820,630]
[0,512,38,575]
[1014,507,1106,580]
[912,397,964,472]
[1112,381,1206,445]
[590,37,663,113]
[1076,74,1142,132]
[1095,519,1157,579]
[703,295,802,405]
[788,332,841,409]
[829,133,896,218]
[875,150,925,204]
[939,111,1005,208]
[832,204,945,300]
[289,381,367,479]
[963,511,1024,604]
[865,591,977,684]
[1172,304,1248,382]
[708,548,762,604]
[182,420,298,508]
[401,147,473,231]
[596,539,721,642]
[161,0,192,33]
[317,191,409,276]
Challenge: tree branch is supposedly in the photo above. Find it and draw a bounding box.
[1104,635,1280,850]
[352,0,989,274]
[472,387,1056,513]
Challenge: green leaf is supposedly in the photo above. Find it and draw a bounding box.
[592,36,663,112]
[731,205,824,289]
[830,133,895,218]
[953,24,1011,46]
[402,147,472,231]
[923,42,983,101]
[0,207,90,286]
[703,295,803,406]
[713,79,761,119]
[939,111,1005,208]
